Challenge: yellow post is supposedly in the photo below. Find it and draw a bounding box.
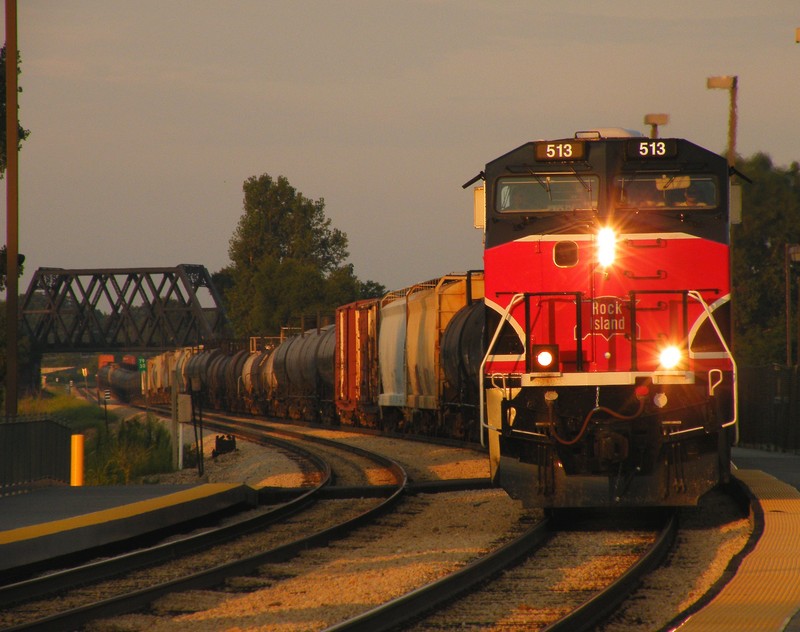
[70,434,84,486]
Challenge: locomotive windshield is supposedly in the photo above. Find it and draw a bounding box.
[496,175,599,213]
[615,174,718,211]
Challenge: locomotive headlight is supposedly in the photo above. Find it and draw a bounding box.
[597,227,616,267]
[530,344,560,373]
[659,345,682,369]
[537,350,554,367]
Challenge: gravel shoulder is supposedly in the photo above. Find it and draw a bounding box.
[128,420,752,631]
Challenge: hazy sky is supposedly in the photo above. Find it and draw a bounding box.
[3,1,800,295]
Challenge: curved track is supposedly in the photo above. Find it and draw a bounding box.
[0,425,407,631]
[325,511,677,631]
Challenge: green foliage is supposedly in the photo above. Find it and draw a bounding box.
[0,300,36,406]
[0,45,31,178]
[358,279,388,299]
[182,442,198,469]
[230,174,349,275]
[17,391,174,485]
[19,389,108,433]
[0,246,24,292]
[223,174,384,335]
[732,154,800,364]
[86,415,173,485]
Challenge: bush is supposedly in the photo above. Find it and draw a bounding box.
[85,415,174,484]
[19,389,177,485]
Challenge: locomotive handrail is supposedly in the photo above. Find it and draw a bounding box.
[479,289,730,391]
[628,288,720,371]
[479,293,525,447]
[522,291,584,373]
[494,290,585,372]
[688,290,739,442]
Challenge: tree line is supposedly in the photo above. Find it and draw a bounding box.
[732,154,800,364]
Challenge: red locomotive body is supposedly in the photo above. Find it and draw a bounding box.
[475,131,737,507]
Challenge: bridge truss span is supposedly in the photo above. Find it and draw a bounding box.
[20,264,231,352]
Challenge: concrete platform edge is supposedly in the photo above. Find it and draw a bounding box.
[0,483,254,572]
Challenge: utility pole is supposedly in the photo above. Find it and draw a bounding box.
[5,0,19,419]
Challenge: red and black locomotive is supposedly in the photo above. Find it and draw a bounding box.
[473,129,737,508]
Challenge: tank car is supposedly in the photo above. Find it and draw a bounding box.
[241,340,274,414]
[97,362,142,402]
[469,130,737,508]
[264,325,336,421]
[145,348,198,404]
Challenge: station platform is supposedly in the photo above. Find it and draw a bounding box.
[674,447,800,631]
[0,483,256,575]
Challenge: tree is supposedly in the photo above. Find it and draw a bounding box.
[732,153,800,364]
[0,246,24,292]
[0,45,30,295]
[0,45,31,178]
[357,279,387,300]
[223,174,384,336]
[229,174,348,274]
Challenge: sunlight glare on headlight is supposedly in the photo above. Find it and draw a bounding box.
[536,350,554,367]
[659,346,682,369]
[597,227,616,267]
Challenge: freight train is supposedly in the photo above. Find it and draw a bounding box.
[469,129,737,508]
[98,272,487,441]
[98,128,737,509]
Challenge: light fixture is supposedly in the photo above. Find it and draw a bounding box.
[597,227,616,267]
[530,344,560,372]
[659,345,682,369]
[644,113,669,139]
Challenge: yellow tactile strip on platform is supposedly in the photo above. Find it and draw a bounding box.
[0,483,242,545]
[677,470,800,631]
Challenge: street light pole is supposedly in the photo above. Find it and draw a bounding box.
[707,75,738,167]
[5,0,19,420]
[785,244,800,366]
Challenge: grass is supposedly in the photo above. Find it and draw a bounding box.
[86,415,174,485]
[19,387,176,485]
[19,388,109,433]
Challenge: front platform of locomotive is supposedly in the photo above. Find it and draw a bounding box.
[478,130,737,508]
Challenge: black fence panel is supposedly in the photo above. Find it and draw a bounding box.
[0,417,72,495]
[738,365,800,451]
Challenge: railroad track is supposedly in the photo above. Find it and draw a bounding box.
[0,424,408,631]
[79,500,675,631]
[2,411,749,631]
[396,511,677,632]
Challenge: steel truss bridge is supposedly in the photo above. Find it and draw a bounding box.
[20,264,231,352]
